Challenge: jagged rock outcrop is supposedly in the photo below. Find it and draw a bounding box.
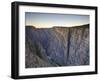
[25,24,89,68]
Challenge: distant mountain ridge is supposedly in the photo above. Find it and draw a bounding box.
[25,24,89,68]
[26,24,89,29]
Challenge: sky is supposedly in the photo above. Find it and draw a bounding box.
[25,12,89,28]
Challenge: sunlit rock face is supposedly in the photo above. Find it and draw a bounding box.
[25,24,89,68]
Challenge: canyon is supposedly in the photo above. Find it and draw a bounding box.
[25,24,89,68]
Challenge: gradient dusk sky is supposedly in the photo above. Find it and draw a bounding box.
[25,12,89,28]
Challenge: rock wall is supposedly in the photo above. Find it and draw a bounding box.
[25,24,89,68]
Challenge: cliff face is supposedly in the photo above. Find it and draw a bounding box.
[25,24,89,68]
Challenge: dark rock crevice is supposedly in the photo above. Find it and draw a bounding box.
[66,28,71,65]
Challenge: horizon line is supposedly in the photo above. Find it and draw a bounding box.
[25,23,89,28]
